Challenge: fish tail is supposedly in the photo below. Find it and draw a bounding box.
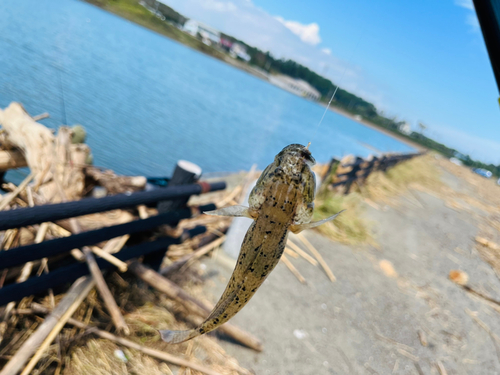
[159,328,199,344]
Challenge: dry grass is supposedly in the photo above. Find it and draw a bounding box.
[313,154,443,245]
[313,192,373,245]
[363,153,443,204]
[1,270,248,375]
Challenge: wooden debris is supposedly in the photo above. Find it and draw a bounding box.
[465,308,500,365]
[286,239,318,266]
[0,103,89,201]
[284,247,300,259]
[32,112,49,121]
[417,330,428,347]
[466,308,500,344]
[0,276,95,375]
[85,166,147,194]
[161,235,226,276]
[60,179,129,336]
[0,149,27,171]
[24,305,223,375]
[375,332,416,353]
[216,185,242,208]
[0,173,34,211]
[397,348,419,362]
[414,362,425,375]
[436,360,448,375]
[294,233,336,282]
[280,255,306,284]
[476,236,500,251]
[90,246,128,272]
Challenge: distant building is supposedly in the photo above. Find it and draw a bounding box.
[183,20,220,45]
[398,122,411,135]
[220,37,233,51]
[229,43,251,62]
[269,74,321,101]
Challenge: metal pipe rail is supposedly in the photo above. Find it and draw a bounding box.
[0,226,204,306]
[0,204,215,271]
[0,181,225,231]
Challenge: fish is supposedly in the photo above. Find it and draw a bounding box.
[159,144,343,344]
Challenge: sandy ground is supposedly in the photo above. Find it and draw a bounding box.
[198,160,500,374]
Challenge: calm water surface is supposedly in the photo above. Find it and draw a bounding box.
[0,0,414,177]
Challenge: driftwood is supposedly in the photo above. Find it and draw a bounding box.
[85,166,147,194]
[0,102,89,201]
[0,173,34,211]
[0,149,27,171]
[161,235,226,276]
[81,244,130,334]
[32,113,49,121]
[91,246,128,272]
[128,261,263,352]
[0,276,95,375]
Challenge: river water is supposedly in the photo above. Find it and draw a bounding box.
[0,0,414,177]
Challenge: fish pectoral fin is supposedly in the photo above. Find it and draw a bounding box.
[159,328,198,344]
[204,205,257,219]
[290,210,345,233]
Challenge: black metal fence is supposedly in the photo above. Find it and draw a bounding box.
[323,152,425,194]
[0,180,226,306]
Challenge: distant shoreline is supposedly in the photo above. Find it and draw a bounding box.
[325,105,426,152]
[220,56,426,152]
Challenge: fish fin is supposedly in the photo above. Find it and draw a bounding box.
[159,328,199,344]
[204,205,256,219]
[290,210,345,233]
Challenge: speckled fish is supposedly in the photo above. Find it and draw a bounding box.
[159,144,343,344]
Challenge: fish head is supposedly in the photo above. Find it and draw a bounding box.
[274,144,316,180]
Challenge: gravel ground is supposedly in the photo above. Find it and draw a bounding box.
[199,162,500,375]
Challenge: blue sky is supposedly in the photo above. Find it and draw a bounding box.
[162,0,500,164]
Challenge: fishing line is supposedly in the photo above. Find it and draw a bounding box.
[57,68,68,125]
[308,28,366,149]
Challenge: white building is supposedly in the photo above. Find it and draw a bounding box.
[269,74,321,101]
[183,20,220,45]
[229,43,251,62]
[398,122,411,135]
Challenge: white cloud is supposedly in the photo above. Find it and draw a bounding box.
[274,16,321,45]
[466,14,480,29]
[454,0,474,10]
[199,0,237,12]
[321,48,331,55]
[454,0,480,32]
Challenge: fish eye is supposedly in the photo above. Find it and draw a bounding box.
[301,150,316,166]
